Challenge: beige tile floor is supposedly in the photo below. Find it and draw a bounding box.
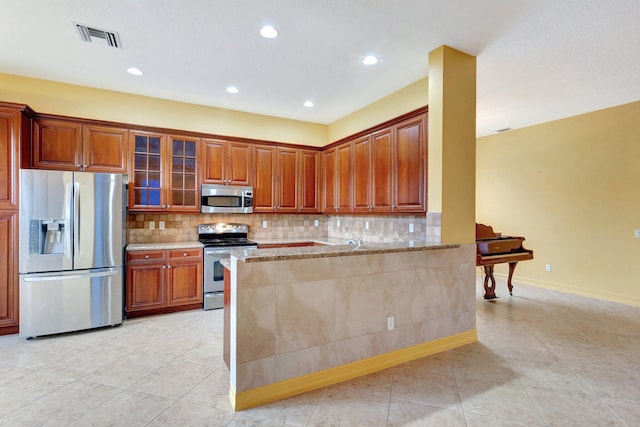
[1,277,639,426]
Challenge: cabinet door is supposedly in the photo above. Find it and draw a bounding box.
[352,136,371,212]
[394,115,426,212]
[32,119,82,170]
[126,262,166,312]
[167,136,199,212]
[336,142,353,212]
[276,147,299,213]
[227,141,252,185]
[371,128,393,212]
[252,145,277,212]
[0,109,20,210]
[201,138,226,184]
[82,125,129,173]
[322,148,337,213]
[299,150,319,213]
[130,131,166,210]
[202,139,251,185]
[0,211,18,329]
[167,260,203,307]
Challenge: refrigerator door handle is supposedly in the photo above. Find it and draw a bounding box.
[22,268,119,282]
[64,181,73,258]
[73,181,80,258]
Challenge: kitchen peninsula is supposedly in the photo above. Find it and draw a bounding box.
[225,241,477,410]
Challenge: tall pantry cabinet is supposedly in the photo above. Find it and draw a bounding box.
[0,103,32,336]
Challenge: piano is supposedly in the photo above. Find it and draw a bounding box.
[476,223,533,299]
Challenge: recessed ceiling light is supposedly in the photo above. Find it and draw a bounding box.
[362,55,378,65]
[226,86,239,94]
[260,25,279,39]
[126,67,143,76]
[303,100,314,107]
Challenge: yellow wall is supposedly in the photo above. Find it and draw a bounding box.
[0,73,328,146]
[327,78,428,143]
[1,73,428,147]
[428,46,476,244]
[477,101,640,306]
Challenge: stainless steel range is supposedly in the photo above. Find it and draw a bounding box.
[198,223,257,310]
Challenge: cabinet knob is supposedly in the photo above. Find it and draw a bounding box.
[167,265,171,269]
[145,254,150,259]
[162,265,166,269]
[183,252,188,257]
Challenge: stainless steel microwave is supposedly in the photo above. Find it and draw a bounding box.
[201,184,253,214]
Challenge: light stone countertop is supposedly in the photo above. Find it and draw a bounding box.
[231,240,459,263]
[254,236,346,246]
[126,241,204,251]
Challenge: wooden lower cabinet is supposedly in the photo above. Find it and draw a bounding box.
[126,248,203,317]
[0,211,18,335]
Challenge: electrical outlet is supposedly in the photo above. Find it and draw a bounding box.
[262,220,268,229]
[159,221,165,230]
[387,316,394,330]
[314,219,319,227]
[148,221,155,230]
[545,264,552,272]
[409,223,414,233]
[336,219,340,227]
[365,221,369,230]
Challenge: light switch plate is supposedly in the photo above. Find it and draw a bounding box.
[635,230,640,238]
[148,221,155,230]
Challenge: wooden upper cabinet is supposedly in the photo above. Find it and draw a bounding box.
[299,150,319,213]
[276,147,299,212]
[0,108,25,210]
[252,145,319,213]
[202,138,251,185]
[33,119,128,173]
[336,142,353,213]
[321,110,426,215]
[393,114,426,212]
[167,135,200,212]
[252,144,277,212]
[82,125,129,173]
[322,148,337,213]
[371,128,394,212]
[130,130,167,211]
[353,136,371,212]
[129,132,199,212]
[32,119,82,170]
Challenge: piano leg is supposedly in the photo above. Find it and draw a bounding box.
[507,262,519,295]
[482,265,498,299]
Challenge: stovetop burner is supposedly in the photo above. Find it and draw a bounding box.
[197,223,257,247]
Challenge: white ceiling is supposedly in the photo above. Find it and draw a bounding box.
[1,0,639,137]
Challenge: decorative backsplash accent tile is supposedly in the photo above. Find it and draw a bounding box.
[126,213,429,244]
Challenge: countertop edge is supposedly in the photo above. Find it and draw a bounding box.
[233,243,460,263]
[126,242,204,251]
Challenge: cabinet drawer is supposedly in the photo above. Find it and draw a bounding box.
[168,248,202,261]
[127,251,166,263]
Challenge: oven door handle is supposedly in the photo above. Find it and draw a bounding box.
[204,246,257,256]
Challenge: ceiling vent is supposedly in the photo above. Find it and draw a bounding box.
[74,23,122,48]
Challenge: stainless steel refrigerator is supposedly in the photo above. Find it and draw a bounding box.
[19,169,125,338]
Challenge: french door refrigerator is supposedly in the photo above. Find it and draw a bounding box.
[19,169,125,338]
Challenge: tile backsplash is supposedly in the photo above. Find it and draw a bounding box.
[126,212,434,244]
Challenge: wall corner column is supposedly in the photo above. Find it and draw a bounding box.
[427,45,476,244]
